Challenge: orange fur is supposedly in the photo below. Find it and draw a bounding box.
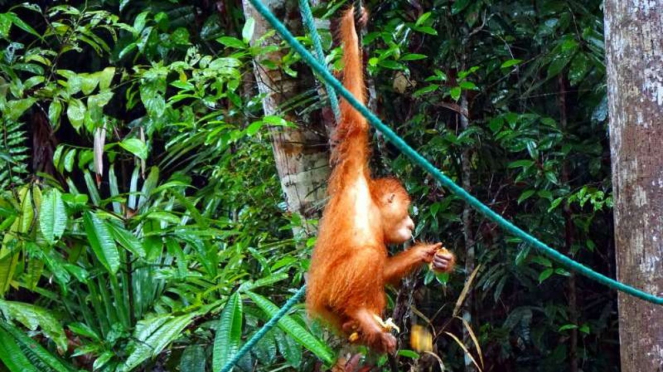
[306,7,453,354]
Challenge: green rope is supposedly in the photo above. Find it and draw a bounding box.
[299,0,341,121]
[248,0,663,305]
[219,286,307,372]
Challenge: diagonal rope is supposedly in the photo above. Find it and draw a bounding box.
[299,0,341,121]
[219,286,307,372]
[248,0,663,305]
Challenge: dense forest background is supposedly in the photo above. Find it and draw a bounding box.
[0,0,618,371]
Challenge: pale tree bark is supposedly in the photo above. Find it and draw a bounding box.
[605,1,663,371]
[242,0,331,237]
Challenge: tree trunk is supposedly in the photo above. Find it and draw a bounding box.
[242,0,331,236]
[558,75,578,372]
[460,91,476,372]
[605,1,663,371]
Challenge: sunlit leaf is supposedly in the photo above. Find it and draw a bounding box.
[0,300,67,351]
[119,138,148,160]
[213,292,243,372]
[83,211,120,274]
[217,36,245,49]
[242,17,255,43]
[39,189,67,245]
[66,99,86,130]
[123,314,195,371]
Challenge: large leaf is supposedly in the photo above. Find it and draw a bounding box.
[6,98,37,121]
[0,186,32,294]
[0,300,68,351]
[105,221,146,258]
[66,98,86,130]
[180,345,206,372]
[0,321,74,372]
[245,291,334,364]
[123,314,196,371]
[39,189,67,245]
[213,292,243,372]
[274,328,301,367]
[83,211,120,274]
[0,325,38,372]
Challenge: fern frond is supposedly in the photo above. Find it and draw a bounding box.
[0,120,29,190]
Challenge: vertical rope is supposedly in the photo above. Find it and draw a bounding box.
[299,0,341,122]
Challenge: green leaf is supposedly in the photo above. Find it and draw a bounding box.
[6,98,36,121]
[245,291,334,364]
[517,190,535,204]
[412,84,438,98]
[263,115,289,126]
[0,325,38,372]
[124,314,195,371]
[548,197,564,212]
[217,36,245,49]
[180,345,206,372]
[274,329,301,367]
[105,222,146,258]
[92,351,113,371]
[68,323,100,342]
[378,60,402,70]
[98,67,115,90]
[500,59,522,68]
[397,349,420,358]
[413,26,437,35]
[507,160,534,169]
[80,74,100,95]
[246,121,264,136]
[242,17,255,43]
[537,190,553,200]
[558,324,577,332]
[538,268,554,283]
[66,99,86,130]
[145,211,180,224]
[545,171,559,185]
[0,14,11,38]
[133,11,149,34]
[547,50,575,78]
[532,255,552,267]
[213,293,243,372]
[39,189,67,245]
[0,300,68,351]
[48,100,63,127]
[401,53,427,61]
[451,0,471,14]
[83,211,120,274]
[7,12,42,40]
[119,138,148,160]
[63,149,76,173]
[450,86,461,101]
[0,321,73,372]
[415,12,431,27]
[459,81,477,90]
[140,82,166,118]
[489,117,504,133]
